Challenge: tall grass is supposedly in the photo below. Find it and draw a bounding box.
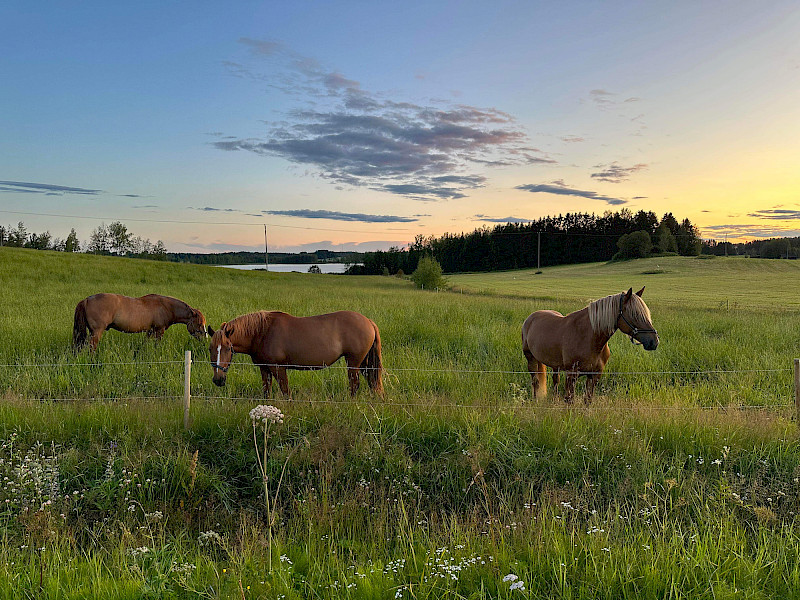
[1,248,797,406]
[2,247,800,597]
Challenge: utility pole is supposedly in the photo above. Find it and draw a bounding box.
[264,223,269,271]
[537,231,541,270]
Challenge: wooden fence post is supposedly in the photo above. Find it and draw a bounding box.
[184,350,192,430]
[795,358,800,424]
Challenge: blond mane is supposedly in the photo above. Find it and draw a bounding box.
[587,292,652,337]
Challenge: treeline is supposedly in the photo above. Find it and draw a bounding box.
[349,210,703,275]
[0,221,167,260]
[168,249,365,265]
[703,237,800,259]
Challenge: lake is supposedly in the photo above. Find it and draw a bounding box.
[215,263,352,273]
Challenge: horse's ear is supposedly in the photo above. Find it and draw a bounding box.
[636,286,645,297]
[624,287,633,302]
[207,326,215,337]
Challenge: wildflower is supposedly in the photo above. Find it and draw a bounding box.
[198,530,222,546]
[503,574,519,582]
[510,580,526,591]
[249,405,284,426]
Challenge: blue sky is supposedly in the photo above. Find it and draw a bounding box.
[2,1,799,252]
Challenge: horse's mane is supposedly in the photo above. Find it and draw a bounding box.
[587,292,652,337]
[226,311,275,341]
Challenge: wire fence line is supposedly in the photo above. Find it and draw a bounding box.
[0,358,794,377]
[8,393,796,412]
[4,355,798,422]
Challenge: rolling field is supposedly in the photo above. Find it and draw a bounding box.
[2,247,800,599]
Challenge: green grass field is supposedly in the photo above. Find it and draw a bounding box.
[1,247,800,599]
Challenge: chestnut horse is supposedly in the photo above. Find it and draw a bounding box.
[208,310,383,397]
[522,287,658,403]
[73,293,208,351]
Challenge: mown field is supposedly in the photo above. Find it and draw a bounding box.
[1,247,800,599]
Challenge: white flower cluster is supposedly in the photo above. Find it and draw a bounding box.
[128,546,150,559]
[503,574,526,591]
[249,405,284,426]
[198,530,222,547]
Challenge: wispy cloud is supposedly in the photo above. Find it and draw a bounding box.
[748,209,800,220]
[474,214,532,223]
[0,180,103,195]
[590,162,648,183]
[515,181,626,205]
[188,206,240,213]
[215,39,552,202]
[263,209,418,223]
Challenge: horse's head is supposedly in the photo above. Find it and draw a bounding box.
[208,322,235,386]
[618,287,659,351]
[187,309,209,340]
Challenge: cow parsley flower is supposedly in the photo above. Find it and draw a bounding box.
[249,405,284,426]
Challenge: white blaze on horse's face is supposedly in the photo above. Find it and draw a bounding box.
[210,335,233,386]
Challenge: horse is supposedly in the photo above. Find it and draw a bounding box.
[522,287,658,403]
[208,310,383,398]
[73,293,209,351]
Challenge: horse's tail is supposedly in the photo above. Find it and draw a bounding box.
[73,300,88,350]
[362,320,384,395]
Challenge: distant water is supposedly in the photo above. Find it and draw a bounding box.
[215,263,352,274]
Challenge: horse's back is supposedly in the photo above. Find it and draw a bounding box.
[522,310,564,339]
[522,309,571,367]
[264,310,377,366]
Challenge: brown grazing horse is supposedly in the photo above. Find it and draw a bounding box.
[208,310,383,397]
[73,293,208,351]
[522,287,658,403]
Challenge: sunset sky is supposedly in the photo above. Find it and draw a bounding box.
[2,1,799,253]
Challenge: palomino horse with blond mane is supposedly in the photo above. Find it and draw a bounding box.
[208,310,383,397]
[73,293,209,351]
[522,287,658,403]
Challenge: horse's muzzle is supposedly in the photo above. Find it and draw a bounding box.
[641,334,659,351]
[212,375,227,387]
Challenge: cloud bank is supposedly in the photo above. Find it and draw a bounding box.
[216,39,553,201]
[590,162,648,183]
[0,180,103,196]
[263,209,418,223]
[515,181,626,205]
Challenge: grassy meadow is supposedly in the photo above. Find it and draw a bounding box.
[2,246,800,598]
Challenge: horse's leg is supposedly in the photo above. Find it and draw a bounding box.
[274,367,290,398]
[524,349,546,398]
[260,366,273,397]
[148,327,166,340]
[552,368,561,396]
[346,356,361,396]
[564,364,578,404]
[585,374,600,404]
[89,329,103,352]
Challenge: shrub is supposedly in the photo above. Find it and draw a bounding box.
[411,256,446,290]
[615,230,652,259]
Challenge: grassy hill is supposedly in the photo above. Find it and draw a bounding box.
[1,247,800,598]
[448,255,800,309]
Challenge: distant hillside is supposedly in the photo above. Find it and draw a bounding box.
[167,249,365,265]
